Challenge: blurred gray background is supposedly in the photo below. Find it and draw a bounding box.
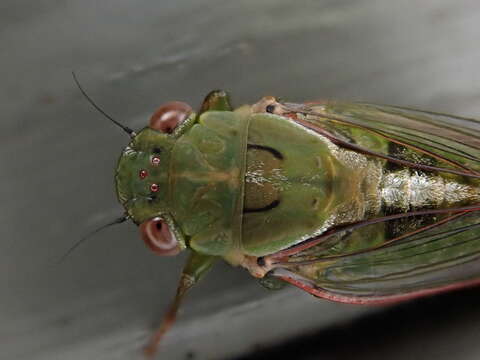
[2,0,480,359]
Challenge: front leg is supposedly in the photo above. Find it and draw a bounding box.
[199,90,233,114]
[144,252,216,357]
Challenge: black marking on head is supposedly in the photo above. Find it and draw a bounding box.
[266,104,276,113]
[247,144,284,160]
[244,199,280,213]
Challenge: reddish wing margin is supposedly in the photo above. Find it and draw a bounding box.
[273,268,480,305]
[261,100,480,304]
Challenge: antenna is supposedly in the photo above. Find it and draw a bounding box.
[72,72,136,137]
[57,216,129,264]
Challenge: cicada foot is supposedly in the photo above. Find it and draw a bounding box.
[258,273,287,290]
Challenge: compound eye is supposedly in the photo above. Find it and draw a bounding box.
[149,101,192,133]
[139,217,180,256]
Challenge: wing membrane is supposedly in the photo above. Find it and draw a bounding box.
[268,101,480,303]
[299,102,480,175]
[271,210,480,303]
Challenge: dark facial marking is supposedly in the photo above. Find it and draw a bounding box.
[244,199,280,213]
[247,144,284,160]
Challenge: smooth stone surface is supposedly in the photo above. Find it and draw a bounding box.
[2,0,480,359]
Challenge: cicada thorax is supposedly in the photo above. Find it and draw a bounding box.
[167,107,250,256]
[166,105,385,263]
[239,111,385,258]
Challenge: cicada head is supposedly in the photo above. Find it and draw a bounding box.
[115,102,195,255]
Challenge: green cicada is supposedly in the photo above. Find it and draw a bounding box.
[76,79,480,355]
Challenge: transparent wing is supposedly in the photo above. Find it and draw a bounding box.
[264,101,480,303]
[288,101,480,177]
[269,208,480,304]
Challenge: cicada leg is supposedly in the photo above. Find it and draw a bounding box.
[144,252,216,357]
[199,90,232,114]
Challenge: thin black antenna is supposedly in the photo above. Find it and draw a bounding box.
[57,215,129,264]
[72,72,136,137]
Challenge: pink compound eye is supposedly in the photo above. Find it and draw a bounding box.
[139,217,180,256]
[149,101,193,133]
[150,183,159,192]
[139,169,148,179]
[151,156,161,166]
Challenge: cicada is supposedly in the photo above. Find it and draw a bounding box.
[95,87,480,355]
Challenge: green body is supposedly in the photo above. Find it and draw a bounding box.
[116,93,480,273]
[113,91,480,352]
[116,98,385,267]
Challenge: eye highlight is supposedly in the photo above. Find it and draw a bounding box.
[150,183,159,192]
[151,156,161,166]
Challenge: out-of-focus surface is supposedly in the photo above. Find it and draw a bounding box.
[1,0,480,359]
[237,286,480,360]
